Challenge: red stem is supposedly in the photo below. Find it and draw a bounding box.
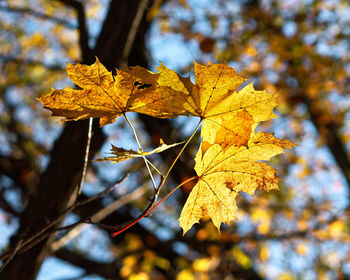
[111,176,197,237]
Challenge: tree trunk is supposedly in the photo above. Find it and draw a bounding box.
[1,0,150,278]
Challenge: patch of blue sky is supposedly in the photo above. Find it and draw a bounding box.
[0,210,18,252]
[236,217,255,236]
[136,205,176,241]
[37,256,85,280]
[0,138,10,156]
[95,113,146,190]
[264,240,315,279]
[274,112,349,212]
[172,241,189,255]
[328,91,350,110]
[282,21,297,37]
[65,225,115,263]
[172,116,201,139]
[228,61,243,72]
[344,261,350,276]
[265,69,280,84]
[32,117,63,149]
[3,186,24,213]
[255,242,285,279]
[86,0,110,48]
[317,8,336,24]
[304,32,318,45]
[148,22,198,71]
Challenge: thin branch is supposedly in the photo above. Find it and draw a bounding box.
[123,113,158,191]
[145,158,163,177]
[0,5,76,29]
[0,54,64,71]
[0,240,23,273]
[110,119,202,236]
[120,0,149,68]
[77,117,93,196]
[0,175,127,264]
[57,0,91,62]
[50,182,149,251]
[111,176,198,237]
[160,119,202,192]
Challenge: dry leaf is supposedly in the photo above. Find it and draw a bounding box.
[156,62,279,150]
[179,133,295,234]
[97,140,184,163]
[38,58,188,126]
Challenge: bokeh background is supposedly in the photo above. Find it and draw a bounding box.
[1,0,350,279]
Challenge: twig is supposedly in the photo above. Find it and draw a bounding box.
[77,117,93,196]
[0,54,64,71]
[123,113,158,192]
[50,182,149,251]
[120,0,149,68]
[0,240,23,273]
[111,119,202,236]
[111,176,198,237]
[0,176,127,263]
[0,5,76,29]
[158,119,202,193]
[57,0,91,62]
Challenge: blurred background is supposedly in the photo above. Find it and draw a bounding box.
[0,0,350,279]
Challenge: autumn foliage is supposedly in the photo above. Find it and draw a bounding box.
[38,58,294,234]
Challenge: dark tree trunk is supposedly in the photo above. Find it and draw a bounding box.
[1,1,150,278]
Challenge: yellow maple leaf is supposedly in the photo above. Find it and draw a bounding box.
[38,58,188,126]
[156,62,278,120]
[179,133,294,234]
[156,62,279,151]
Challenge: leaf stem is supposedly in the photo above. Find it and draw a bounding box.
[158,119,202,193]
[111,176,198,237]
[112,118,202,237]
[123,113,157,191]
[145,158,163,177]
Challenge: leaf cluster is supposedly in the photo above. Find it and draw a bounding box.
[38,58,294,234]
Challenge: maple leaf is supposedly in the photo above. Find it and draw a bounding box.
[156,62,278,150]
[97,140,184,163]
[179,133,295,234]
[156,62,278,120]
[38,58,188,126]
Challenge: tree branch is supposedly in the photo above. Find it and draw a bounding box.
[0,5,76,29]
[0,54,64,71]
[0,175,127,266]
[57,0,91,63]
[50,179,148,251]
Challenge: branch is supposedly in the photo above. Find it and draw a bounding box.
[0,54,64,71]
[0,175,127,265]
[50,181,149,251]
[0,5,76,29]
[57,0,91,62]
[120,0,149,68]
